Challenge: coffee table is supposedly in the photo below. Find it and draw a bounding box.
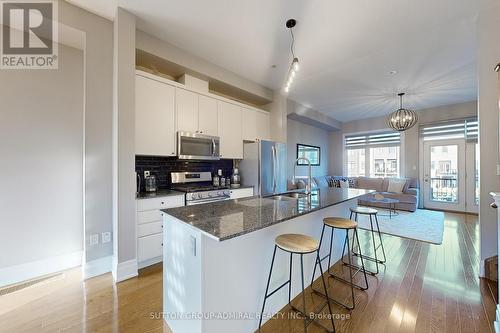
[362,197,399,218]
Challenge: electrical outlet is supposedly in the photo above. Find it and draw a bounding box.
[89,234,99,246]
[144,170,150,178]
[102,232,111,243]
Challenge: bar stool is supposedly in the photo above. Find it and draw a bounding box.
[259,233,336,333]
[310,217,368,310]
[349,206,386,275]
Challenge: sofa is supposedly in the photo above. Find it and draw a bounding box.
[291,175,419,212]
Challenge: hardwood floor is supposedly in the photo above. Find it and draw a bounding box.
[0,213,495,333]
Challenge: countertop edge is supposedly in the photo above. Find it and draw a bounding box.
[161,189,374,242]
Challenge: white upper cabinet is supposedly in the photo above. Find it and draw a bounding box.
[176,88,198,133]
[242,108,257,141]
[218,101,243,159]
[135,75,176,156]
[255,110,270,141]
[176,89,218,136]
[242,107,270,141]
[198,95,218,136]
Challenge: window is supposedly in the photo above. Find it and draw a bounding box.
[296,144,320,166]
[345,131,401,178]
[347,149,365,177]
[369,146,400,177]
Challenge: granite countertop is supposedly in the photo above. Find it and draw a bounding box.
[162,187,373,241]
[136,189,184,200]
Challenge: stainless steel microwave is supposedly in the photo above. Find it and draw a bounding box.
[177,131,220,160]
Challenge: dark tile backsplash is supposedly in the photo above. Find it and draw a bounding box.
[135,156,234,191]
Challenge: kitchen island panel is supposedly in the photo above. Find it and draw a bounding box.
[163,198,355,333]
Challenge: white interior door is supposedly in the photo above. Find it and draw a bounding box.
[465,142,479,214]
[423,139,466,211]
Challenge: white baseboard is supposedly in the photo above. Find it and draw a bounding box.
[137,256,162,269]
[479,259,485,278]
[0,251,83,288]
[83,255,112,280]
[112,258,138,283]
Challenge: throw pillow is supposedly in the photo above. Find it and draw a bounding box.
[347,177,357,188]
[332,177,341,188]
[387,178,406,193]
[339,179,349,188]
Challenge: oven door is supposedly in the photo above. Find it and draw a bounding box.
[177,132,220,160]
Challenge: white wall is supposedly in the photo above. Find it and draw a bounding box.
[136,30,273,103]
[287,119,330,181]
[59,1,114,266]
[477,2,500,269]
[0,45,84,271]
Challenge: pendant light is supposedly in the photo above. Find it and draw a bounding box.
[387,93,418,132]
[284,19,299,93]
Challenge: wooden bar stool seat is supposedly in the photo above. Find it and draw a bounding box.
[275,234,319,254]
[323,217,357,229]
[349,206,378,215]
[259,233,336,332]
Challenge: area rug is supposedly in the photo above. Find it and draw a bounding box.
[354,208,444,245]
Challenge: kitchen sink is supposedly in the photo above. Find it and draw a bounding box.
[269,192,310,200]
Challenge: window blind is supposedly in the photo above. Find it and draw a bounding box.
[419,117,477,142]
[345,131,400,149]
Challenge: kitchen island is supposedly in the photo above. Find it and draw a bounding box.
[161,187,372,333]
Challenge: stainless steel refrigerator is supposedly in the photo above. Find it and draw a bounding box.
[239,140,287,196]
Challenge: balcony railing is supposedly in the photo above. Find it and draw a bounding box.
[430,177,457,202]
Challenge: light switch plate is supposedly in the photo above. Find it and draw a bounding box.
[89,234,99,246]
[102,232,111,243]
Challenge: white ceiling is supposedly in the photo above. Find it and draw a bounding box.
[67,0,492,122]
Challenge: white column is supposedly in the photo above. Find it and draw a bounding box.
[478,2,500,276]
[112,7,137,282]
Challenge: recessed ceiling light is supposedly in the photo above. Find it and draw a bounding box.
[388,70,398,75]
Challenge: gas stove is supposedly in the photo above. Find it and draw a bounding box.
[171,172,230,206]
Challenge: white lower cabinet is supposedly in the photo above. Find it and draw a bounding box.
[138,233,163,263]
[136,194,184,268]
[229,187,254,199]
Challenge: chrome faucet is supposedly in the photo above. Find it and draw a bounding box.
[293,157,312,194]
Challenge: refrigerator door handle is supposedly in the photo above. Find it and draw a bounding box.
[272,146,277,193]
[275,146,279,193]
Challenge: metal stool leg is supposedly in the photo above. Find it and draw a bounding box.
[351,212,385,274]
[316,250,336,333]
[310,224,327,287]
[300,254,307,332]
[296,250,337,332]
[259,245,277,329]
[288,252,293,304]
[368,214,379,274]
[354,228,369,290]
[374,214,387,263]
